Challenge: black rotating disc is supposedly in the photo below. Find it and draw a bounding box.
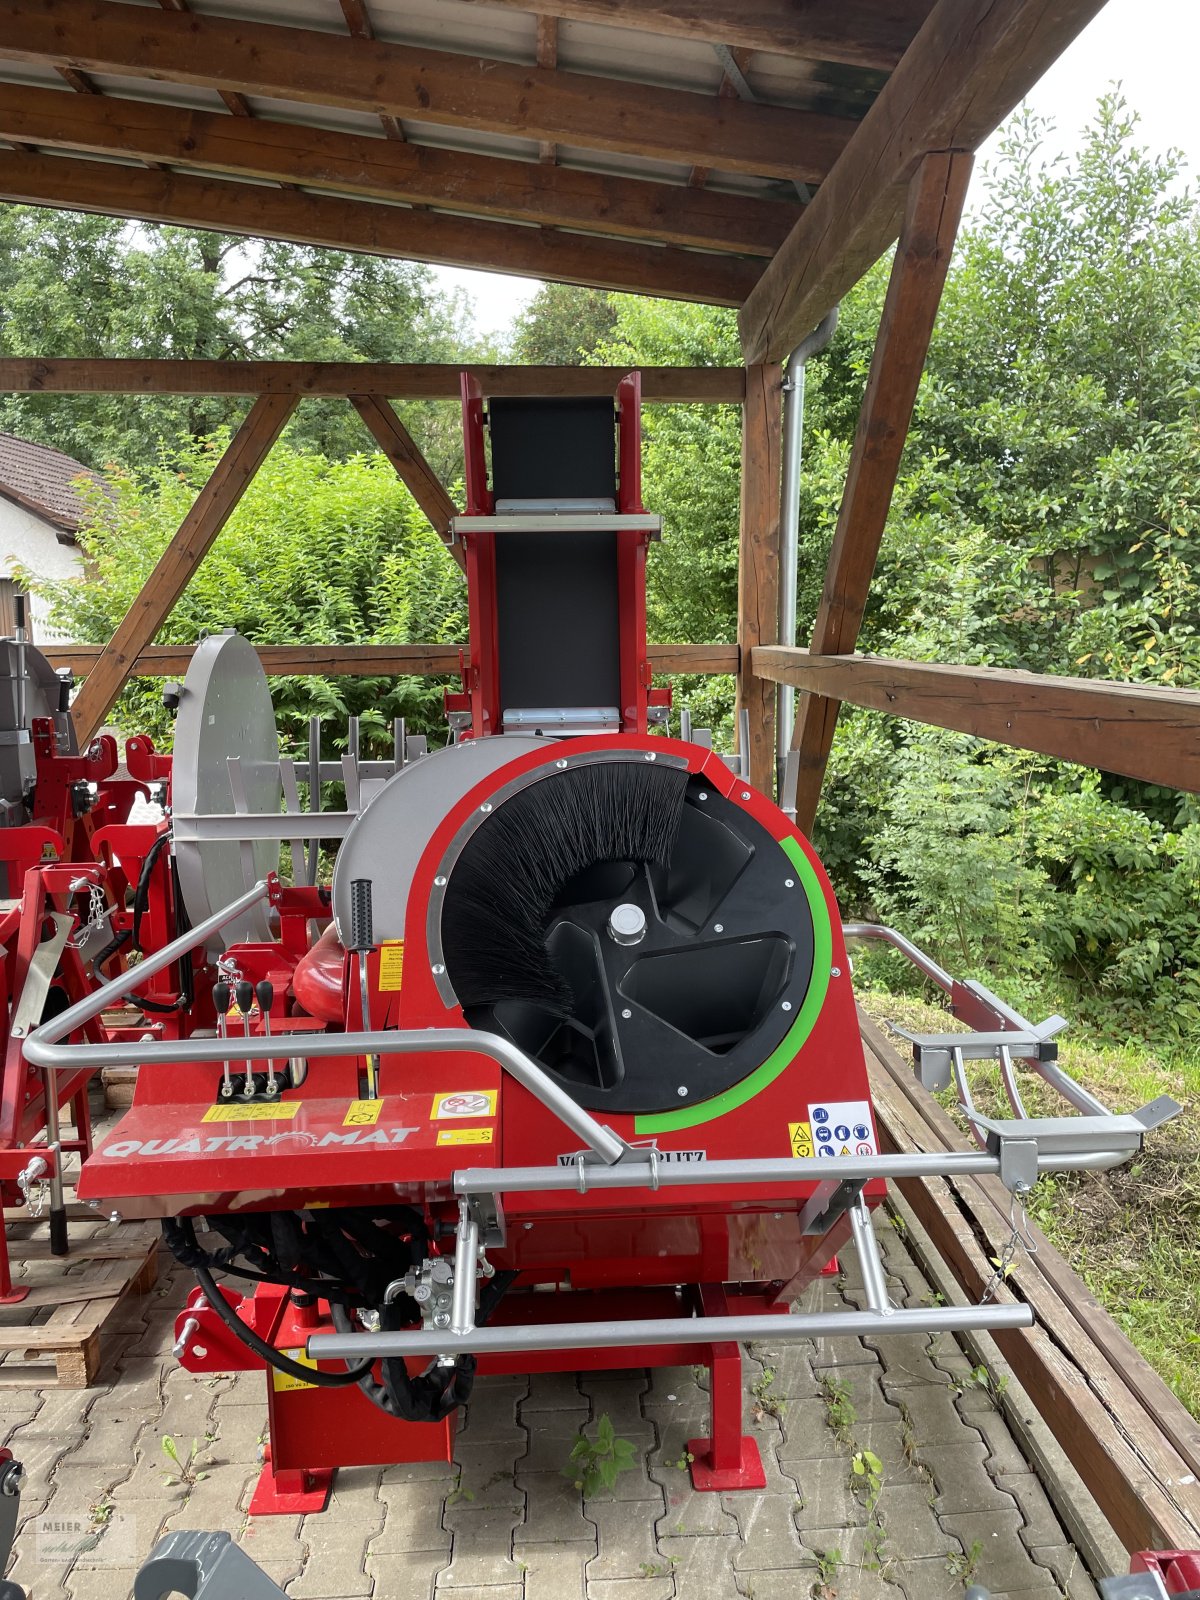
[441,764,816,1116]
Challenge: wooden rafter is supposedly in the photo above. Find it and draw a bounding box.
[0,86,799,257]
[738,0,1110,364]
[337,0,406,143]
[48,642,740,678]
[536,17,558,165]
[69,393,298,740]
[0,0,854,184]
[0,360,746,401]
[349,394,464,571]
[787,150,972,831]
[0,153,763,305]
[466,0,931,70]
[757,649,1200,796]
[735,362,783,796]
[155,0,253,119]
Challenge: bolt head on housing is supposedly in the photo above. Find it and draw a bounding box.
[607,903,647,947]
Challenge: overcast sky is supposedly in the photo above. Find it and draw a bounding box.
[434,0,1200,340]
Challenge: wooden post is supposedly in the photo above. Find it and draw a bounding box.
[349,394,464,571]
[789,149,972,832]
[735,361,783,795]
[70,391,297,741]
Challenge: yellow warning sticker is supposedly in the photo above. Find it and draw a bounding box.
[201,1101,301,1123]
[431,1090,498,1121]
[344,1099,383,1126]
[272,1348,319,1392]
[788,1120,814,1158]
[378,940,405,991]
[437,1127,495,1147]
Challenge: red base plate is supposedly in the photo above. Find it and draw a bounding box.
[0,1287,30,1306]
[686,1435,767,1492]
[248,1455,334,1516]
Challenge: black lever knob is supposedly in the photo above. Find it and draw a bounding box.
[349,878,374,953]
[255,979,274,1014]
[235,980,254,1016]
[213,981,231,1014]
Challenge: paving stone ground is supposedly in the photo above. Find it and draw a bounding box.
[0,1207,1099,1600]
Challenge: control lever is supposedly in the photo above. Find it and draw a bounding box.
[236,980,255,1098]
[256,979,276,1096]
[349,878,378,1100]
[214,981,233,1099]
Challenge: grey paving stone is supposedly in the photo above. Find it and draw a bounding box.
[863,1335,943,1392]
[777,1397,850,1463]
[648,1418,737,1534]
[728,1494,807,1572]
[1030,1542,1101,1600]
[644,1364,708,1407]
[745,1566,905,1600]
[237,1513,305,1561]
[886,1384,980,1450]
[520,1537,593,1600]
[851,1419,935,1486]
[458,1375,528,1442]
[890,1557,973,1600]
[967,1408,1032,1477]
[364,1549,450,1599]
[435,1588,522,1600]
[380,1459,460,1487]
[925,1442,1016,1517]
[875,1484,957,1561]
[657,1532,746,1598]
[577,1374,655,1439]
[286,1543,373,1598]
[790,1456,868,1535]
[521,1372,585,1412]
[745,1338,824,1402]
[1005,1473,1067,1550]
[455,1435,527,1503]
[439,1501,525,1588]
[938,1508,1056,1595]
[522,1417,592,1476]
[586,1581,673,1600]
[586,1497,662,1581]
[809,1336,882,1372]
[512,1472,592,1544]
[373,1481,455,1554]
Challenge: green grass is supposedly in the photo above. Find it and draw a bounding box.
[858,987,1200,1418]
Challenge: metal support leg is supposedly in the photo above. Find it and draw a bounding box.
[0,1226,28,1306]
[687,1287,767,1492]
[247,1443,333,1517]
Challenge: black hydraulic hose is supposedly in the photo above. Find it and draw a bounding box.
[126,831,190,1013]
[192,1260,375,1388]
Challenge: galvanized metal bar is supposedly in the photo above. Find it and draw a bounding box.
[308,1301,1034,1362]
[451,1198,480,1337]
[305,714,321,885]
[842,922,955,990]
[849,1196,891,1314]
[172,814,356,841]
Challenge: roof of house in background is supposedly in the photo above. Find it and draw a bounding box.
[0,433,101,540]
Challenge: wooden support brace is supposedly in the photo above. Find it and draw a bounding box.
[735,362,783,797]
[349,394,463,571]
[789,148,972,833]
[69,392,297,741]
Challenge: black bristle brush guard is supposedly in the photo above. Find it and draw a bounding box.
[439,757,817,1117]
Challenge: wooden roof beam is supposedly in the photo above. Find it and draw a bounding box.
[0,151,763,304]
[337,0,406,142]
[738,0,1110,364]
[0,0,855,183]
[0,83,798,256]
[0,360,746,400]
[467,1,932,71]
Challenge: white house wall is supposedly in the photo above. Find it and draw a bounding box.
[0,498,83,643]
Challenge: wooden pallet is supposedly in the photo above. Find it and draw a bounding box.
[860,1009,1200,1556]
[0,1226,158,1388]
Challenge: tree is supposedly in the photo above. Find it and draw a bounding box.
[511,282,617,365]
[0,209,481,470]
[31,440,466,752]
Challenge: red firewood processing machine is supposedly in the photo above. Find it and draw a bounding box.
[22,375,1179,1515]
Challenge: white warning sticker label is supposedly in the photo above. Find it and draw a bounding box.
[807,1099,878,1158]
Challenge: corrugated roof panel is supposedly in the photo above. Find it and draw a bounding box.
[556,19,724,95]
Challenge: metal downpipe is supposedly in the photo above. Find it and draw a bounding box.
[777,307,839,811]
